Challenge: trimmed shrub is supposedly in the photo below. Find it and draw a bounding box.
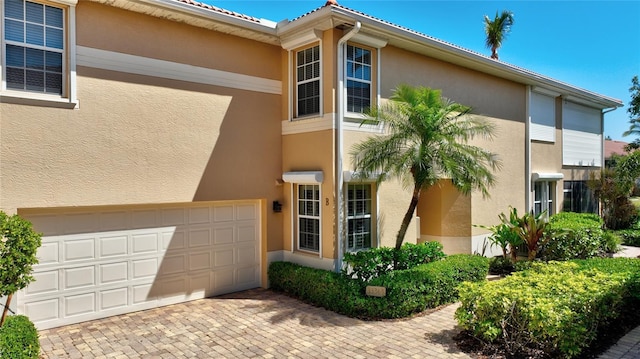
[488,256,513,275]
[455,258,640,358]
[342,241,445,282]
[614,228,640,247]
[269,254,488,319]
[541,212,607,260]
[0,315,40,359]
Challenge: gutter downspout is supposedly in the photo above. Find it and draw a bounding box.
[335,21,361,272]
[525,86,532,212]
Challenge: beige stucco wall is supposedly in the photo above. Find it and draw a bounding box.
[0,2,284,250]
[281,130,336,258]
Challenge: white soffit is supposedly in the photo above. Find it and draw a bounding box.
[532,173,564,181]
[532,86,561,98]
[281,29,323,50]
[283,171,324,184]
[349,32,388,48]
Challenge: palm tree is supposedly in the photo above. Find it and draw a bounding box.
[351,85,501,250]
[484,10,514,60]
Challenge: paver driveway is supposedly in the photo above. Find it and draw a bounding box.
[39,289,471,358]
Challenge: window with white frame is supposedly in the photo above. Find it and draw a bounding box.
[298,184,320,252]
[4,0,65,95]
[346,183,372,251]
[296,45,320,117]
[346,45,371,114]
[533,181,555,216]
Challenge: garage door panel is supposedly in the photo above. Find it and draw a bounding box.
[23,298,59,323]
[100,262,128,284]
[99,211,129,231]
[99,235,128,258]
[100,287,128,310]
[64,266,96,290]
[161,207,186,226]
[20,200,261,329]
[163,229,186,250]
[65,293,96,317]
[64,238,96,262]
[38,242,60,265]
[188,227,211,247]
[25,271,59,295]
[213,205,234,222]
[132,258,158,279]
[188,206,211,224]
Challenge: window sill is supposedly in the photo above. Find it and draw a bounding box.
[0,91,78,109]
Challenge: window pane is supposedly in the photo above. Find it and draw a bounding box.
[45,50,62,72]
[46,27,63,49]
[25,69,44,91]
[25,1,44,23]
[25,47,44,69]
[45,72,62,94]
[6,67,25,89]
[5,19,24,42]
[6,44,25,67]
[26,23,44,45]
[45,6,63,28]
[5,0,24,20]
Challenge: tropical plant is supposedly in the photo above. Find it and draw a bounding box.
[484,10,515,60]
[500,207,549,260]
[476,216,522,261]
[623,76,640,149]
[350,85,501,250]
[0,212,42,326]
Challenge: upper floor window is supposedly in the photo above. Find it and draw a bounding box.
[4,0,64,95]
[346,45,371,114]
[296,45,320,117]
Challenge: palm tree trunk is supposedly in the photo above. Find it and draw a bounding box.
[1,293,13,327]
[395,184,422,250]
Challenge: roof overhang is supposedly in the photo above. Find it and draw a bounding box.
[87,0,281,45]
[279,5,623,110]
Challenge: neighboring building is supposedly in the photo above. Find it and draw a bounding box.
[604,139,629,167]
[0,0,621,329]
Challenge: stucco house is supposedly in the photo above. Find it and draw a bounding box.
[0,0,621,329]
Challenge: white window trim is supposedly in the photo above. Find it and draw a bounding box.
[345,183,373,252]
[0,0,78,108]
[283,171,323,258]
[295,183,322,256]
[533,180,556,217]
[345,44,372,118]
[294,42,322,120]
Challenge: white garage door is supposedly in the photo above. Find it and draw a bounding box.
[17,201,261,330]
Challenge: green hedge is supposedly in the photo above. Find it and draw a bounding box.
[269,254,488,319]
[542,212,609,260]
[0,315,40,359]
[455,258,640,358]
[342,241,446,281]
[614,228,640,247]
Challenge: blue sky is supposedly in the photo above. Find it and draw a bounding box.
[204,0,639,141]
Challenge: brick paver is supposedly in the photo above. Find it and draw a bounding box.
[39,289,472,358]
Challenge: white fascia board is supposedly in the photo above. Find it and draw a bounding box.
[282,171,324,184]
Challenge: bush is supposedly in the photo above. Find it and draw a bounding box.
[541,212,608,260]
[269,254,488,319]
[488,256,513,275]
[614,228,640,247]
[455,258,640,358]
[342,241,445,282]
[0,315,39,359]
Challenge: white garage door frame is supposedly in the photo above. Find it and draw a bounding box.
[17,200,262,330]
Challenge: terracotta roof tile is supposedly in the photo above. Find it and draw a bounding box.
[174,0,261,23]
[605,140,629,158]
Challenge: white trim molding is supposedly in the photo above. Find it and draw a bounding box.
[532,173,564,181]
[76,46,281,95]
[281,28,323,50]
[282,171,324,184]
